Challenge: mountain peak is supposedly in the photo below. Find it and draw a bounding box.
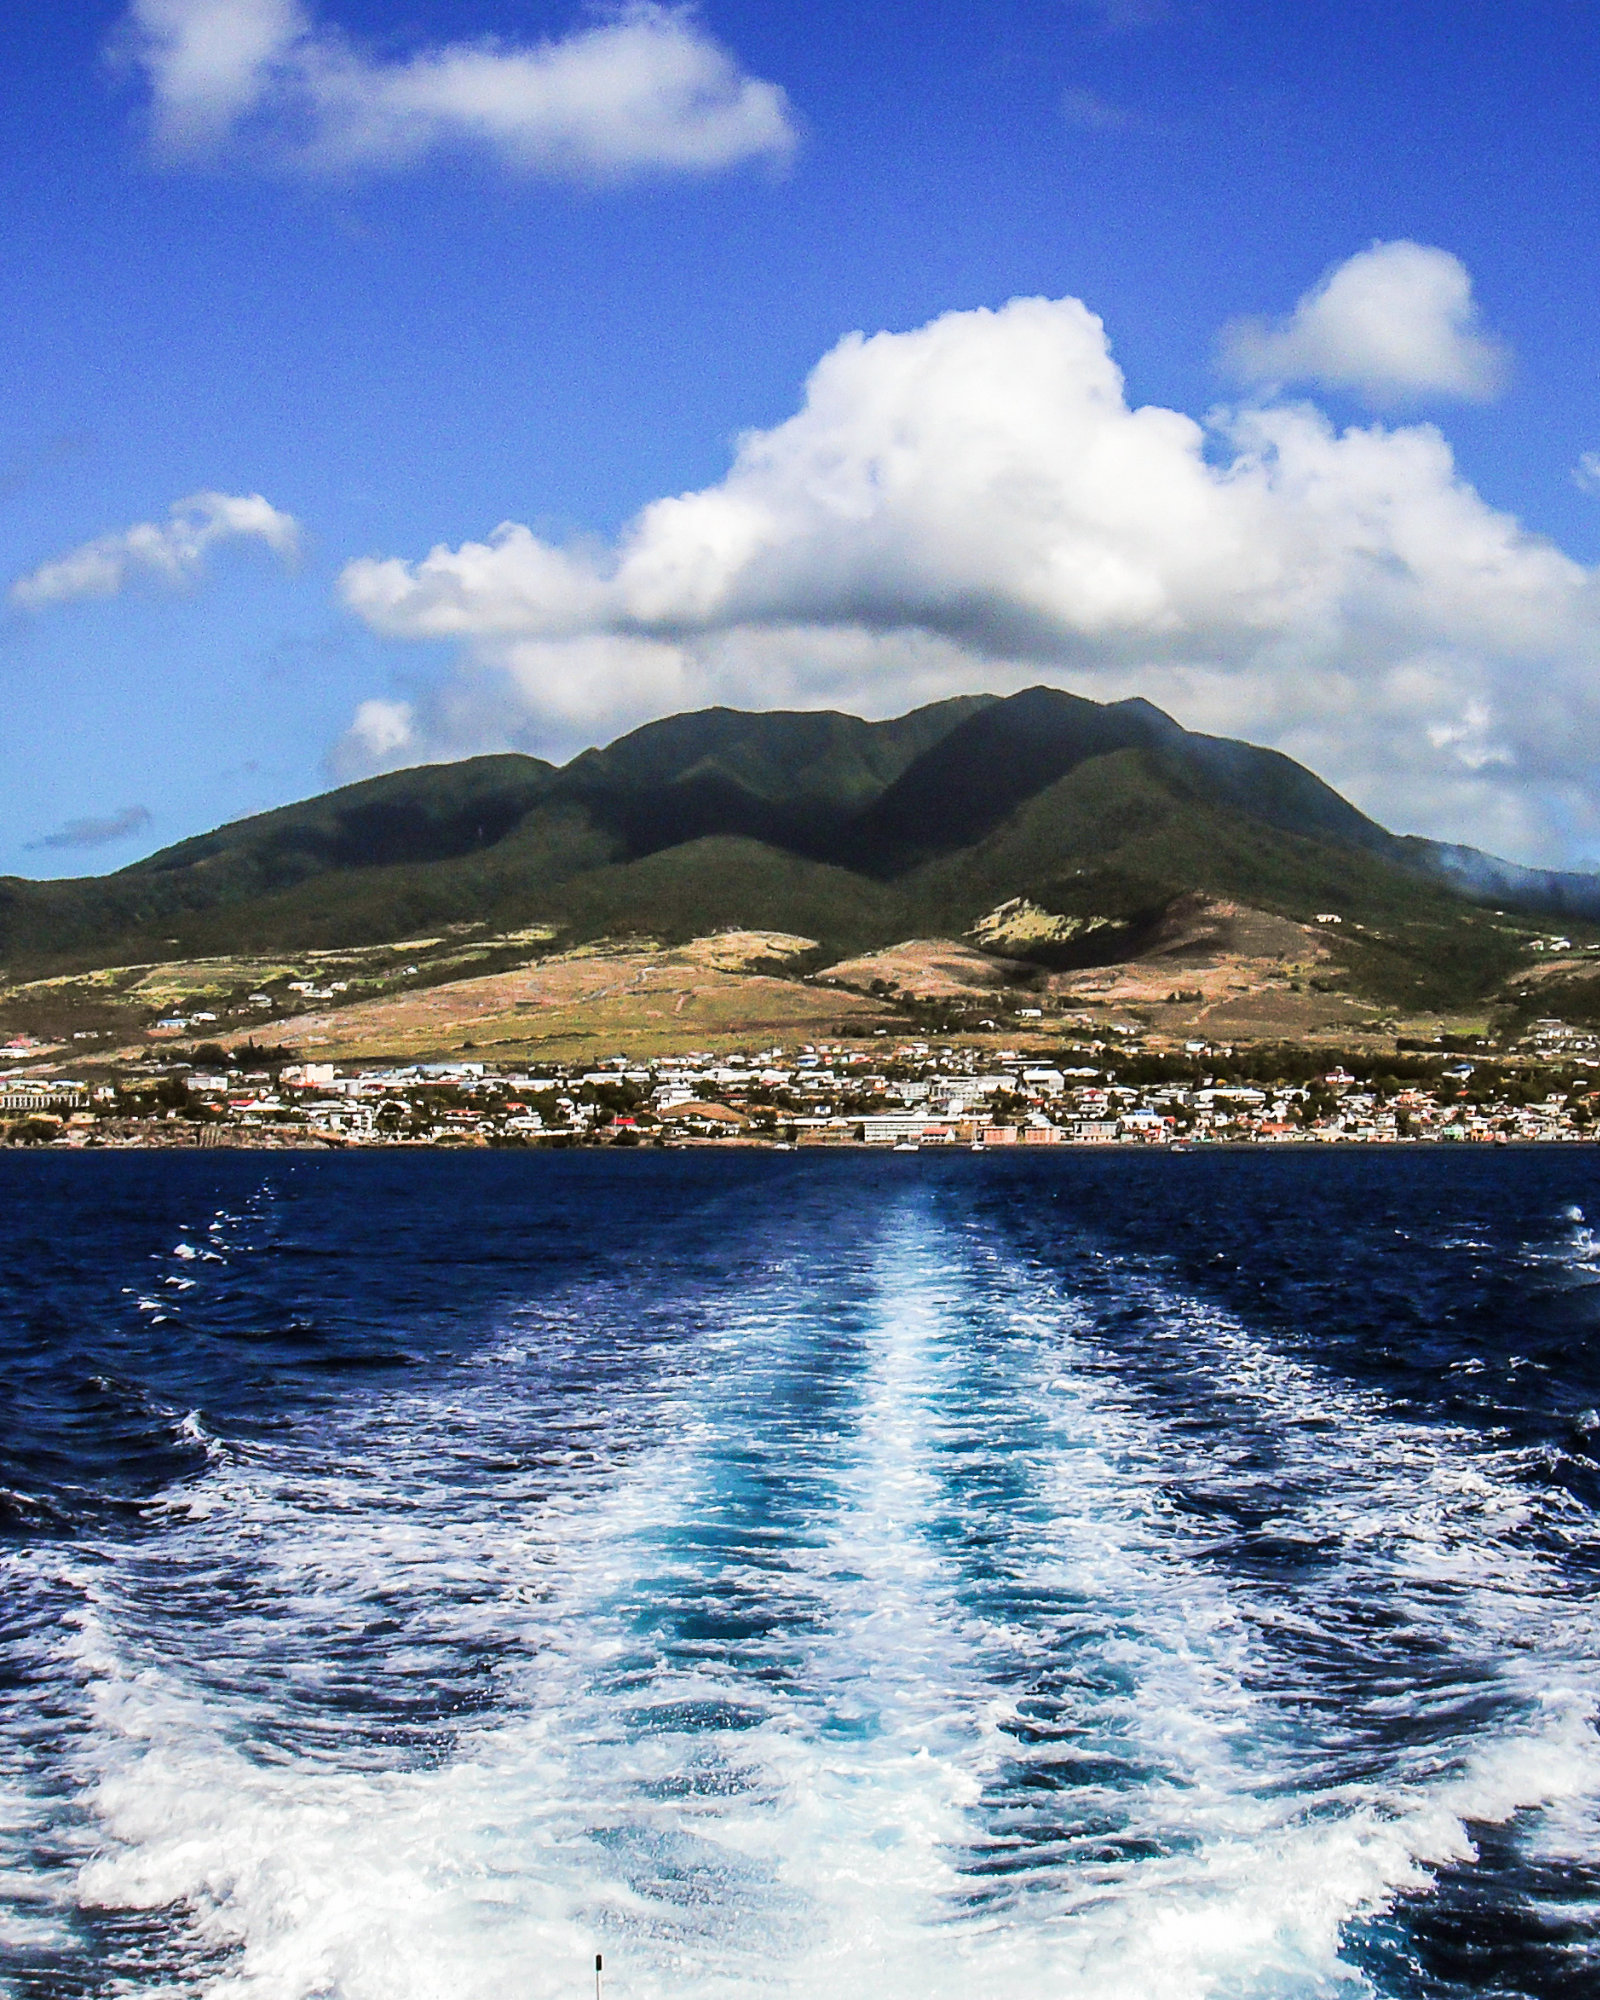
[3,688,1596,1001]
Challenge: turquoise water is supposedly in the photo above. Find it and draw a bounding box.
[4,1150,1600,1998]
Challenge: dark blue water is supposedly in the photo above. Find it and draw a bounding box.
[4,1150,1600,1999]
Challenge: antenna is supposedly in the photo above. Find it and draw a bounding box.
[595,1953,603,2000]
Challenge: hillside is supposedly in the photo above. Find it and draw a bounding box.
[5,688,1599,1029]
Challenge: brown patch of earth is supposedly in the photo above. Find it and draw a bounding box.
[254,938,886,1063]
[819,938,1027,1000]
[1046,899,1346,1026]
[1180,988,1379,1037]
[817,903,1374,1041]
[1503,955,1600,995]
[670,930,818,973]
[1145,897,1330,964]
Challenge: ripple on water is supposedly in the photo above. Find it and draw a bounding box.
[1,1153,1599,1999]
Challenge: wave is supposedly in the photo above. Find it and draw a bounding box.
[5,1181,1599,1998]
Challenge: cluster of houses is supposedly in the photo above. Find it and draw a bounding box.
[5,1030,1600,1146]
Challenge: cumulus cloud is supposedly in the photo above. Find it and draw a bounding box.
[121,0,797,178]
[339,696,418,769]
[10,491,300,610]
[1574,452,1600,497]
[26,805,154,852]
[335,284,1600,866]
[1222,241,1508,405]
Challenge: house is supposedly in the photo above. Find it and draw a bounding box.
[282,1063,337,1089]
[1,1084,87,1112]
[659,1101,749,1136]
[860,1113,954,1144]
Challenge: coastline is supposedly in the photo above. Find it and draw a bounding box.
[11,1130,1597,1154]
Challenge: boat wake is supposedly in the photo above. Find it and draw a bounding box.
[4,1175,1600,1998]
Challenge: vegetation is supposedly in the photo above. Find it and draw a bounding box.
[6,687,1600,1026]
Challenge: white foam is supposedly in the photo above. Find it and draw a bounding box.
[14,1196,1600,1998]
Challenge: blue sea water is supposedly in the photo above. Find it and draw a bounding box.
[4,1150,1600,2000]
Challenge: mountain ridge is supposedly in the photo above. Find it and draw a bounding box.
[5,688,1598,1009]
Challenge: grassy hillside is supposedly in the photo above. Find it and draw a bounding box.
[560,695,993,810]
[901,750,1532,1005]
[536,837,908,956]
[3,686,1591,1015]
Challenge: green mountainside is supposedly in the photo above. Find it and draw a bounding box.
[5,686,1599,1011]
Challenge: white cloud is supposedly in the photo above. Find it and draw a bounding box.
[328,623,1005,776]
[122,0,797,178]
[1222,241,1508,405]
[1574,452,1600,496]
[341,697,418,766]
[335,286,1600,866]
[10,491,300,610]
[125,0,303,150]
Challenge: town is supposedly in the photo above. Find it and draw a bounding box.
[5,1018,1600,1148]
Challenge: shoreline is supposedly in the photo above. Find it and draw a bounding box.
[8,1133,1598,1155]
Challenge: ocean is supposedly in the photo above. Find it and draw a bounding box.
[4,1148,1600,1999]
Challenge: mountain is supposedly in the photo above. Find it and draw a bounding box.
[4,687,1596,1010]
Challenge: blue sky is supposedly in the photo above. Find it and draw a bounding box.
[4,0,1600,878]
